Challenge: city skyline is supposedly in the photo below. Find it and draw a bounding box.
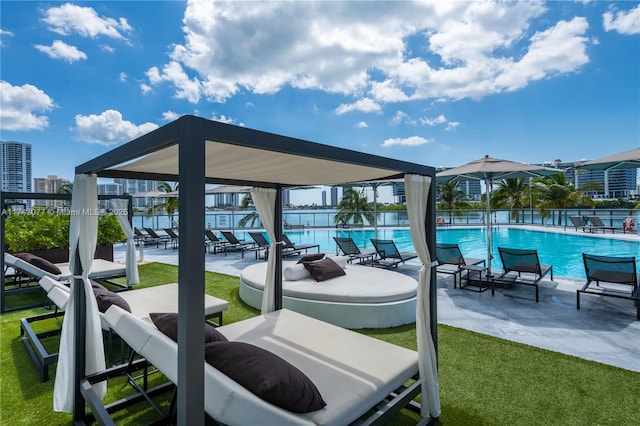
[1,1,639,206]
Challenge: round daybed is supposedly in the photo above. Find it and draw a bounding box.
[239,259,418,329]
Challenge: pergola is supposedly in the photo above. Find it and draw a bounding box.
[69,115,438,424]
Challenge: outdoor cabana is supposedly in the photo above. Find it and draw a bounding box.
[66,115,439,424]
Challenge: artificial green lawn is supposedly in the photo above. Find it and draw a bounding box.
[1,263,639,425]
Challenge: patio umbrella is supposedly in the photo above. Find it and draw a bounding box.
[574,148,640,171]
[436,155,562,273]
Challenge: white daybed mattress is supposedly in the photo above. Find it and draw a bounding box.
[104,306,421,426]
[5,252,126,281]
[239,260,418,328]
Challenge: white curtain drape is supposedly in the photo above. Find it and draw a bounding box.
[110,198,139,285]
[54,174,107,412]
[404,174,441,418]
[250,188,277,314]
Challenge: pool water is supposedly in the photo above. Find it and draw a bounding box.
[237,228,640,279]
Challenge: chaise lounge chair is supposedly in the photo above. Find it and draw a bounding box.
[204,230,230,254]
[163,228,179,249]
[435,243,486,290]
[370,239,418,268]
[99,306,424,425]
[333,237,376,264]
[493,247,553,302]
[220,231,256,258]
[4,252,126,286]
[282,234,320,254]
[143,228,172,248]
[585,216,617,234]
[248,232,303,259]
[21,277,229,381]
[568,216,591,232]
[577,253,639,320]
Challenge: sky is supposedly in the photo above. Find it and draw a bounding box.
[1,1,639,205]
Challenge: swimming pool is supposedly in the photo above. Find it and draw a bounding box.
[236,228,640,279]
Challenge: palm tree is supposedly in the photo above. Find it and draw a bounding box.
[333,188,377,226]
[436,181,471,210]
[492,178,528,223]
[238,193,260,227]
[147,182,179,224]
[532,174,596,225]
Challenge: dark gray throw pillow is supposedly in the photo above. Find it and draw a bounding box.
[296,252,325,264]
[302,257,346,282]
[91,284,131,313]
[14,252,62,275]
[149,312,228,344]
[204,341,326,413]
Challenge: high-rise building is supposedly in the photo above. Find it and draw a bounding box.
[1,141,32,207]
[330,187,338,207]
[113,178,158,208]
[33,175,71,207]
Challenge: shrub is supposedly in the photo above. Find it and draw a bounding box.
[4,209,125,252]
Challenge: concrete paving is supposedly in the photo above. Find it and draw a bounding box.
[114,232,640,373]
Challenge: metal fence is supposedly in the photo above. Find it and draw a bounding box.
[133,208,639,231]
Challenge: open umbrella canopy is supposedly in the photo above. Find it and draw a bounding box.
[436,155,563,272]
[205,185,252,194]
[574,148,640,171]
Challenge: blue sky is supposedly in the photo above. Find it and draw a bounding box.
[1,1,639,205]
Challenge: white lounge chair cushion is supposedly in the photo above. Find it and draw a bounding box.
[5,253,126,281]
[104,307,418,426]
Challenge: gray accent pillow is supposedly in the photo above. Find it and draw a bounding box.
[149,312,228,344]
[14,252,62,275]
[302,257,346,282]
[204,341,326,413]
[91,284,131,313]
[296,252,325,264]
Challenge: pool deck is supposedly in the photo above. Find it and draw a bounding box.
[115,225,640,373]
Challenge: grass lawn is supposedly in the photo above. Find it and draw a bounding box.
[1,262,639,425]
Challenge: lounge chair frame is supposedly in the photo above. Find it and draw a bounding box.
[435,243,486,290]
[577,253,640,319]
[163,228,180,249]
[87,307,427,426]
[493,247,553,302]
[333,237,376,264]
[585,216,617,234]
[143,228,172,248]
[220,231,257,258]
[370,239,418,268]
[20,279,228,382]
[282,234,320,254]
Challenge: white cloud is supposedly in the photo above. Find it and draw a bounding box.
[211,114,234,124]
[390,110,417,126]
[42,3,132,41]
[356,121,368,128]
[162,111,180,122]
[603,4,640,35]
[34,40,87,63]
[382,135,431,147]
[335,98,381,114]
[119,72,127,82]
[419,115,447,126]
[0,81,55,131]
[100,44,115,53]
[148,1,591,106]
[146,62,202,103]
[445,121,461,131]
[140,83,152,94]
[1,29,14,47]
[74,109,159,145]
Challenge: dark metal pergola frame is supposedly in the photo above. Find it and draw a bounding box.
[72,115,438,425]
[0,192,132,313]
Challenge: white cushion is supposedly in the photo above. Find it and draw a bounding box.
[283,264,311,281]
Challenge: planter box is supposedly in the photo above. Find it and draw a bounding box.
[28,244,114,263]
